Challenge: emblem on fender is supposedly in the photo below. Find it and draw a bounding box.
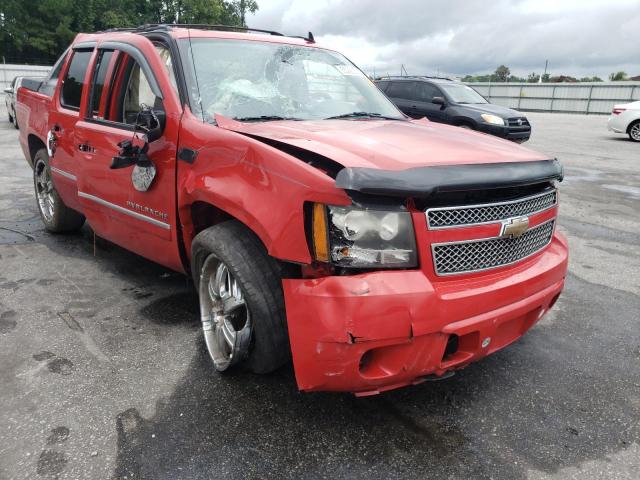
[500,216,529,238]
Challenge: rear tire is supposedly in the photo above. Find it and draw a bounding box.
[628,120,640,142]
[13,111,19,129]
[33,149,85,232]
[8,112,13,124]
[191,221,290,374]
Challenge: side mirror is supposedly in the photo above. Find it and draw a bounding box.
[432,96,446,106]
[110,139,155,169]
[134,104,165,143]
[3,87,13,94]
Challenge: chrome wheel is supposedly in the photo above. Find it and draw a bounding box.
[35,158,55,222]
[198,255,252,371]
[630,122,640,141]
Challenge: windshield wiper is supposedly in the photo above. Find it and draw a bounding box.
[324,112,404,121]
[234,115,303,122]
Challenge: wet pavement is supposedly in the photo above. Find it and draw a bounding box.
[0,104,639,479]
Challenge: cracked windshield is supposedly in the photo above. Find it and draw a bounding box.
[183,38,404,122]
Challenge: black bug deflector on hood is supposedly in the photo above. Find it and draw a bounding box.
[335,159,563,198]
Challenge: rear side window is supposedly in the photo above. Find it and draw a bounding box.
[386,81,416,100]
[39,49,69,97]
[61,49,93,110]
[89,50,115,118]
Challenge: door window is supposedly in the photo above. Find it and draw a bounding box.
[61,49,93,110]
[154,44,178,96]
[376,81,390,92]
[386,81,416,100]
[122,62,157,123]
[417,83,440,102]
[87,49,161,127]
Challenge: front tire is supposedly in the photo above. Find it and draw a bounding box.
[33,149,85,232]
[191,221,290,374]
[628,120,640,142]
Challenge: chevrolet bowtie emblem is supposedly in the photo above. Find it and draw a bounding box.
[500,216,529,238]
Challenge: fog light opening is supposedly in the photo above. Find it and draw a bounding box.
[442,334,459,362]
[359,350,373,373]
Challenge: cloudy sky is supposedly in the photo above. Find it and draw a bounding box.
[248,0,640,79]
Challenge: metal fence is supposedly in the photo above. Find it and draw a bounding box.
[467,82,640,115]
[1,64,52,92]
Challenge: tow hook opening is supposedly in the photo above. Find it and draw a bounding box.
[548,292,561,310]
[442,334,459,362]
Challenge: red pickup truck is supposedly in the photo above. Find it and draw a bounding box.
[16,24,568,395]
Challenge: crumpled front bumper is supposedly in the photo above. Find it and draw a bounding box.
[283,233,568,395]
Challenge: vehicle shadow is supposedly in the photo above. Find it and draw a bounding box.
[111,273,639,480]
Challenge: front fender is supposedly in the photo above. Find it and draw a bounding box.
[177,115,351,264]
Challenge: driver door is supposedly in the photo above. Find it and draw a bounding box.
[413,82,447,123]
[74,42,183,272]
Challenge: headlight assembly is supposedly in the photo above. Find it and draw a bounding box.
[480,114,505,125]
[311,204,417,268]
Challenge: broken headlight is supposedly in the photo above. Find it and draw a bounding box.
[311,204,417,268]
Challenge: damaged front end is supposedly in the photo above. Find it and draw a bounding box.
[213,116,568,395]
[283,159,567,395]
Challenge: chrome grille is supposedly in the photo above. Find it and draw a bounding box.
[432,220,555,275]
[507,117,530,127]
[426,189,556,229]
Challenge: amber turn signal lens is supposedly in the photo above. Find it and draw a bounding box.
[312,203,329,262]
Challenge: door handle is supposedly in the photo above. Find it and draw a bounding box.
[78,143,96,154]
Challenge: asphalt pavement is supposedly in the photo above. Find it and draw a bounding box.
[0,104,638,479]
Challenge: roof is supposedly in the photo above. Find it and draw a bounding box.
[375,76,456,84]
[87,24,317,47]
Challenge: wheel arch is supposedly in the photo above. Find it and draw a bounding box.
[452,117,476,128]
[626,118,640,133]
[181,199,276,266]
[27,134,47,168]
[190,201,235,237]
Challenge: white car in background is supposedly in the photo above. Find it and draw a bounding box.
[608,100,640,142]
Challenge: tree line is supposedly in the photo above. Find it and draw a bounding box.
[463,65,636,83]
[0,0,258,65]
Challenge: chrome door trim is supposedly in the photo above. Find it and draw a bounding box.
[50,166,77,181]
[78,191,171,230]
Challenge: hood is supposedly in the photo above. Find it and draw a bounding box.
[217,116,546,171]
[456,102,524,118]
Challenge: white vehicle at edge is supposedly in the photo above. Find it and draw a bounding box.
[607,100,640,142]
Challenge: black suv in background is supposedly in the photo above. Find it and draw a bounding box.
[376,76,531,142]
